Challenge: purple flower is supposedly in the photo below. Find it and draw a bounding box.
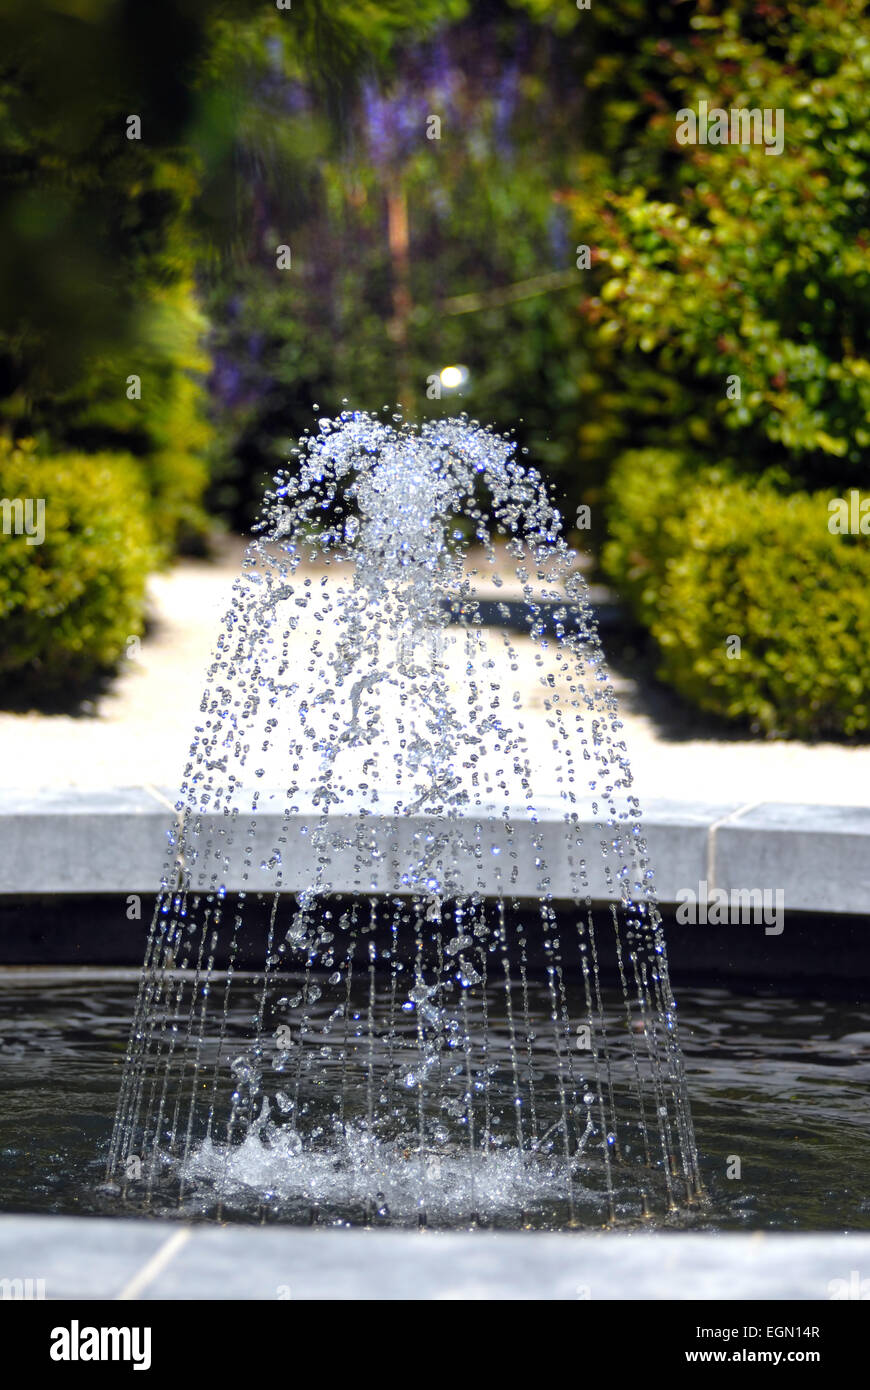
[547,206,570,268]
[494,61,520,159]
[425,37,458,112]
[210,356,243,409]
[362,81,401,167]
[362,37,462,169]
[285,81,309,115]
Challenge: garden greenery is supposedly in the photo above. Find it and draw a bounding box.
[1,0,868,733]
[0,441,154,702]
[604,450,870,738]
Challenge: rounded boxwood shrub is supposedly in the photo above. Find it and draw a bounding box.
[0,440,155,704]
[603,452,870,738]
[601,449,698,626]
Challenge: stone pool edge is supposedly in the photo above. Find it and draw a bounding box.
[0,788,867,915]
[0,1214,867,1299]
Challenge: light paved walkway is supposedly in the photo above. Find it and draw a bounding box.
[1,538,867,807]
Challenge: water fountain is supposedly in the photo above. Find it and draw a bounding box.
[108,410,701,1228]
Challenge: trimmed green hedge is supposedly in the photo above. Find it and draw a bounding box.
[62,280,216,557]
[0,441,155,702]
[603,450,870,738]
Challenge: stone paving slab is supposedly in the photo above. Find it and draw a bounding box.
[0,789,867,913]
[0,1215,867,1300]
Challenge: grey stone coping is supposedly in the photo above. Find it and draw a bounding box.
[0,787,174,895]
[0,1215,868,1299]
[0,788,867,914]
[714,802,870,916]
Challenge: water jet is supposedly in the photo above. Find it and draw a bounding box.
[108,411,701,1228]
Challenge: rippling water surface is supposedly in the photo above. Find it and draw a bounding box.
[0,967,867,1231]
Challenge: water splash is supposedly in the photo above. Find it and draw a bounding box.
[108,410,701,1227]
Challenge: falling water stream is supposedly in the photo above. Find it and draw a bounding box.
[108,411,701,1227]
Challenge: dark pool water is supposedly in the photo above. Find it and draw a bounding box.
[0,968,867,1231]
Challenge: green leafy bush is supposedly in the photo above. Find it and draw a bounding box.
[604,451,870,738]
[0,441,155,703]
[41,276,216,557]
[545,0,870,504]
[600,449,700,623]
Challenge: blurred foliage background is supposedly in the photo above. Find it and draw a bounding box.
[0,0,868,733]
